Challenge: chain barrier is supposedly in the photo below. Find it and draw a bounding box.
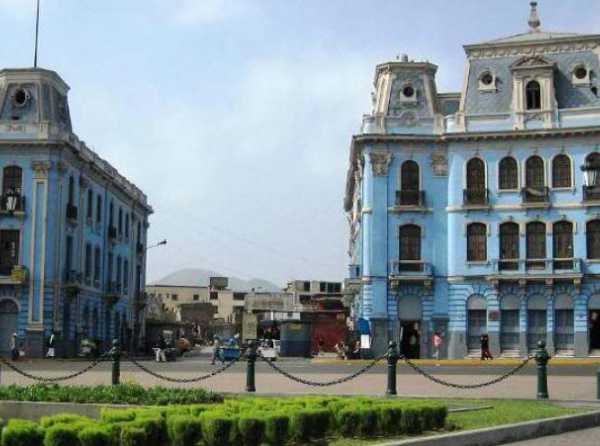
[126,353,243,384]
[0,352,109,383]
[400,355,534,389]
[259,353,386,387]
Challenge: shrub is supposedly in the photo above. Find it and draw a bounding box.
[377,405,402,436]
[120,426,146,446]
[264,414,289,446]
[167,416,203,446]
[43,423,80,446]
[100,409,137,424]
[238,416,265,446]
[400,406,423,435]
[290,409,329,442]
[78,426,112,446]
[336,408,360,437]
[128,416,167,445]
[1,419,45,446]
[356,407,378,438]
[200,413,234,446]
[40,414,89,429]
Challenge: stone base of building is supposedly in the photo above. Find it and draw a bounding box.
[25,329,45,358]
[370,318,389,357]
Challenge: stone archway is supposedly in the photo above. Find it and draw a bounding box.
[0,299,18,356]
[467,295,487,353]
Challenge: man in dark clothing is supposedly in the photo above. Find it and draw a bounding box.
[480,334,493,360]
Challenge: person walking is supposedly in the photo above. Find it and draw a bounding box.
[480,333,493,360]
[46,331,56,358]
[211,336,222,365]
[432,332,443,364]
[10,333,18,360]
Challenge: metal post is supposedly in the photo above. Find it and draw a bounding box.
[534,340,550,400]
[246,340,256,393]
[386,341,398,396]
[597,368,600,400]
[111,338,121,386]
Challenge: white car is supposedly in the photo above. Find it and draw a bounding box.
[257,340,278,360]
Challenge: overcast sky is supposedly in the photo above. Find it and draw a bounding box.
[0,0,597,286]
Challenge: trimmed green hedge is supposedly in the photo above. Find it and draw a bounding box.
[0,397,448,445]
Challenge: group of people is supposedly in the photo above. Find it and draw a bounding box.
[334,340,361,360]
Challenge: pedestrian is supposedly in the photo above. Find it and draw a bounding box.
[10,333,18,360]
[432,332,443,364]
[211,335,222,365]
[46,331,56,358]
[155,335,167,362]
[480,333,493,360]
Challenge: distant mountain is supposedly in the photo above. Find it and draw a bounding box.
[150,268,282,292]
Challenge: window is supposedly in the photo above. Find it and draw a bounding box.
[499,222,519,270]
[116,256,122,290]
[193,294,199,301]
[319,282,326,292]
[552,155,571,188]
[0,230,19,275]
[303,281,310,292]
[87,189,93,219]
[525,156,545,188]
[584,153,600,187]
[118,208,123,235]
[233,292,246,301]
[84,244,92,280]
[467,223,487,262]
[526,80,541,110]
[399,160,420,205]
[68,176,75,205]
[209,291,218,300]
[587,220,600,259]
[109,201,114,226]
[93,247,101,284]
[499,157,518,190]
[125,213,130,239]
[65,235,73,274]
[399,224,421,261]
[466,158,485,191]
[107,252,113,285]
[96,195,102,223]
[553,221,573,268]
[123,260,129,292]
[526,222,546,266]
[172,294,178,301]
[2,166,22,195]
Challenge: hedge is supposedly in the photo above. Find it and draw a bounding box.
[0,397,448,445]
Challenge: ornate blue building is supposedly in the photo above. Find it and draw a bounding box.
[0,67,152,357]
[344,3,600,358]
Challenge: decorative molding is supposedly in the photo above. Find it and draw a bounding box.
[369,152,393,176]
[466,40,600,60]
[430,150,448,176]
[31,160,51,179]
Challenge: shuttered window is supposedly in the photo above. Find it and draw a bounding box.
[499,157,518,190]
[526,222,546,259]
[526,80,541,110]
[399,225,421,261]
[553,221,573,259]
[500,222,519,259]
[0,230,19,275]
[587,220,600,259]
[467,223,487,261]
[2,166,22,195]
[552,155,571,188]
[466,158,485,191]
[401,161,419,191]
[526,156,545,188]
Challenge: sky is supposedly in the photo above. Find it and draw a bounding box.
[0,0,597,286]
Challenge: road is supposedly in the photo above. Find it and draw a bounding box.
[1,355,598,401]
[503,427,600,445]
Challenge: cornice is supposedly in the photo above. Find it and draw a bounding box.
[464,35,600,59]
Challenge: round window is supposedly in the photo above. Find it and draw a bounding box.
[13,88,29,107]
[481,72,494,86]
[574,66,588,80]
[402,86,415,98]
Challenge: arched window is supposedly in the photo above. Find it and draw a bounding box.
[525,156,545,188]
[467,223,487,262]
[400,161,420,205]
[552,155,571,188]
[499,222,519,270]
[587,220,600,259]
[526,221,546,268]
[2,166,22,195]
[499,157,518,190]
[96,195,102,223]
[526,80,541,110]
[399,224,421,271]
[68,176,75,205]
[553,221,573,269]
[465,158,486,205]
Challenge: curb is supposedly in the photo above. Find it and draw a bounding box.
[373,409,600,446]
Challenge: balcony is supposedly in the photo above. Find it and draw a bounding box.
[521,187,550,206]
[463,188,489,207]
[0,194,25,214]
[389,260,433,287]
[491,258,582,279]
[66,203,78,221]
[583,186,600,203]
[395,190,425,207]
[108,225,117,240]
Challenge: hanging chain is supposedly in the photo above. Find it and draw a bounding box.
[259,354,386,387]
[0,354,108,383]
[400,355,534,389]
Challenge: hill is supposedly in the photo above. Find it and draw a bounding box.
[150,268,282,292]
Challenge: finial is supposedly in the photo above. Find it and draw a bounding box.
[528,1,541,32]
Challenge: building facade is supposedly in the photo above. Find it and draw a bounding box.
[0,68,152,357]
[344,4,600,358]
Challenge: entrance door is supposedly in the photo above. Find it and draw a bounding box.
[0,300,18,356]
[555,309,574,352]
[590,311,600,352]
[467,310,487,352]
[500,310,519,352]
[400,321,420,359]
[527,310,547,350]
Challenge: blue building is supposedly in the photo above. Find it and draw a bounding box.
[344,3,600,358]
[0,67,152,357]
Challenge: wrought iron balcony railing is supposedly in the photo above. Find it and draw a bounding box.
[395,190,425,207]
[521,187,550,204]
[0,194,25,213]
[492,258,582,275]
[463,188,489,206]
[583,185,600,202]
[390,260,433,276]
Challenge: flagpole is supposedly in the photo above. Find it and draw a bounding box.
[34,0,40,68]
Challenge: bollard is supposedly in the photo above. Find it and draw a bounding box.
[111,338,121,386]
[597,368,600,401]
[534,340,550,400]
[386,341,399,396]
[246,340,257,393]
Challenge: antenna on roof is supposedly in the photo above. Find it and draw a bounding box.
[33,0,40,68]
[528,1,541,32]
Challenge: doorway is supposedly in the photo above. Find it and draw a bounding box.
[0,300,18,356]
[400,321,420,359]
[590,311,600,352]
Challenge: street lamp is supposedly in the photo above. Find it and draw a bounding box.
[146,239,167,251]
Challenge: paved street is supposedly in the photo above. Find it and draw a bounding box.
[1,355,599,401]
[503,427,600,445]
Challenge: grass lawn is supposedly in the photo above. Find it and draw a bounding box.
[328,399,586,446]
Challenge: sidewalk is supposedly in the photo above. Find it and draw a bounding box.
[311,357,600,366]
